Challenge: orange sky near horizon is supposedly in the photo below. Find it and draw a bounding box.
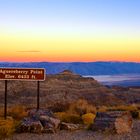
[0,34,140,62]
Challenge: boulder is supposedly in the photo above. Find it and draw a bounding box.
[17,118,43,133]
[39,115,60,133]
[91,111,133,134]
[60,122,81,131]
[28,109,54,119]
[30,121,44,133]
[17,109,61,134]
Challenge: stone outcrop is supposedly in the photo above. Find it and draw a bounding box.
[17,109,83,134]
[60,122,82,131]
[91,111,133,134]
[17,109,60,133]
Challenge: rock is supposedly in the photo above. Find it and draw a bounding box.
[17,118,32,133]
[91,111,133,134]
[28,109,54,120]
[49,117,61,129]
[17,109,61,134]
[17,118,43,133]
[42,128,56,133]
[60,122,81,131]
[30,121,44,133]
[39,115,60,133]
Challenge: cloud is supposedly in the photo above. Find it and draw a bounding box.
[16,50,40,53]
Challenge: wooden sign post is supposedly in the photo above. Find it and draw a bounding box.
[0,68,45,119]
[37,81,40,111]
[4,80,7,119]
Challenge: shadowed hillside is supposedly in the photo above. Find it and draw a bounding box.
[0,70,123,108]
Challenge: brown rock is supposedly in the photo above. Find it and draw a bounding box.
[30,121,44,133]
[92,111,133,134]
[60,122,81,131]
[39,115,60,133]
[17,118,43,133]
[28,109,54,119]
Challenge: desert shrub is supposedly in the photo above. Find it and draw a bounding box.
[54,100,96,124]
[69,99,96,116]
[9,105,27,120]
[48,102,70,112]
[130,110,140,119]
[0,117,15,139]
[54,112,66,120]
[98,106,108,112]
[108,105,138,112]
[82,113,96,125]
[54,112,82,124]
[136,104,140,110]
[0,107,4,117]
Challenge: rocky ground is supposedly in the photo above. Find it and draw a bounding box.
[7,120,140,140]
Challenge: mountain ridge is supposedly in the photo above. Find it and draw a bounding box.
[0,61,140,75]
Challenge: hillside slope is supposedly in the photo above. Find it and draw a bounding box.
[0,70,123,107]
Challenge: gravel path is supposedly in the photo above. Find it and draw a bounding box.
[8,120,140,140]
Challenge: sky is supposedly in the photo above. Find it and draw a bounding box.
[0,0,140,62]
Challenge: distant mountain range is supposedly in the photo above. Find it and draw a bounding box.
[0,62,140,75]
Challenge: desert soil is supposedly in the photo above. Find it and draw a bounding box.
[7,120,140,140]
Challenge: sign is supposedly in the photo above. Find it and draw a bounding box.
[0,68,45,81]
[0,68,46,119]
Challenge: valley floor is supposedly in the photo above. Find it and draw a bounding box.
[8,120,140,140]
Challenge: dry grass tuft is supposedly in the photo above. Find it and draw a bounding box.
[97,106,108,112]
[9,105,28,120]
[130,110,140,119]
[68,99,96,116]
[54,112,82,124]
[48,102,70,112]
[82,113,96,125]
[54,99,96,124]
[0,117,15,139]
[108,105,138,112]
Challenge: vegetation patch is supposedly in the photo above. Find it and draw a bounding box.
[54,99,97,125]
[82,113,96,125]
[130,110,140,119]
[97,106,108,112]
[0,117,15,139]
[68,99,96,116]
[9,105,28,120]
[54,112,82,124]
[108,105,138,112]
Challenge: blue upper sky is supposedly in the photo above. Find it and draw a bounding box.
[0,0,140,31]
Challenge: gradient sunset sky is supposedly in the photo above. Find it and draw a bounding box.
[0,0,140,62]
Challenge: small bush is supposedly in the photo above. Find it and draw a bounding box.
[48,102,70,112]
[137,104,140,110]
[0,107,4,118]
[130,110,140,119]
[54,112,82,124]
[98,106,108,112]
[9,105,27,120]
[82,113,96,125]
[69,99,96,116]
[54,112,66,120]
[108,105,138,112]
[0,117,15,139]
